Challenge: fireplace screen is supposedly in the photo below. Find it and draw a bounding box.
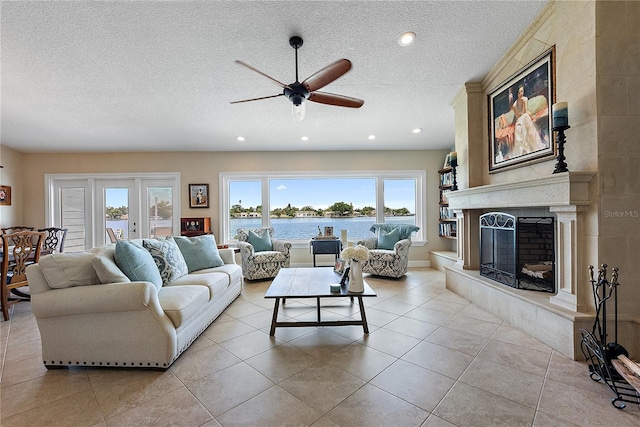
[480,213,555,292]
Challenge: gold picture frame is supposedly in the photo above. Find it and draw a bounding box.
[0,185,11,206]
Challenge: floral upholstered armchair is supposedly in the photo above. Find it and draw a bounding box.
[236,227,291,281]
[356,223,419,278]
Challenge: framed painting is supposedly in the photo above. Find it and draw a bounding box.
[189,183,209,208]
[488,47,555,172]
[0,185,10,206]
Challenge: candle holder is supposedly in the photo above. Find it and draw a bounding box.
[450,158,458,191]
[552,125,570,174]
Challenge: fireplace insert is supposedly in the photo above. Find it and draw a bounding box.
[479,212,555,292]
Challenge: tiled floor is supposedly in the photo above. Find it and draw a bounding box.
[1,268,639,426]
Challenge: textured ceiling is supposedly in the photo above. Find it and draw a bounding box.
[1,1,547,153]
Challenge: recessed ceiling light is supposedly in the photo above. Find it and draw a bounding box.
[412,128,422,134]
[398,32,416,47]
[236,136,245,142]
[368,135,376,140]
[301,136,309,141]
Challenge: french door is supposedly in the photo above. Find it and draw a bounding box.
[46,173,180,250]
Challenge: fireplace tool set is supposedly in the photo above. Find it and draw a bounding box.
[580,264,639,409]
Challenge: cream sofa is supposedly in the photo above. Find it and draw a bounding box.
[25,237,242,369]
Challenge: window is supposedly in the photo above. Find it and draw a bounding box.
[46,173,180,250]
[221,171,425,244]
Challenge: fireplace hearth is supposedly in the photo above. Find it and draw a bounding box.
[479,212,555,292]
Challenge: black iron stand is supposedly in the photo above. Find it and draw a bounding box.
[580,264,638,409]
[552,125,570,174]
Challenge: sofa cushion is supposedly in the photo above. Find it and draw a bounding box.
[377,228,400,250]
[39,251,101,289]
[157,285,209,329]
[115,240,163,291]
[92,254,131,284]
[168,272,229,300]
[142,237,189,286]
[194,264,242,287]
[173,235,224,273]
[248,229,272,252]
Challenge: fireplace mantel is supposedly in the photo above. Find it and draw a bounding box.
[446,172,595,210]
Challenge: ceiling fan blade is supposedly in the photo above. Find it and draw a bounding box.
[308,91,364,108]
[235,60,291,89]
[230,93,284,104]
[302,59,352,92]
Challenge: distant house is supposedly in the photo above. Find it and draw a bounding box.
[295,211,319,218]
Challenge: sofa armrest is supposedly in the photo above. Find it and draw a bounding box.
[218,247,237,265]
[31,281,162,319]
[237,241,254,256]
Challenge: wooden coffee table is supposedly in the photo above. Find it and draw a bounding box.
[264,267,377,336]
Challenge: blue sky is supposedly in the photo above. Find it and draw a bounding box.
[231,178,415,211]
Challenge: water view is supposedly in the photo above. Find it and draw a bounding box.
[107,216,415,242]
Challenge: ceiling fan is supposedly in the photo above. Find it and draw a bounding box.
[230,36,364,120]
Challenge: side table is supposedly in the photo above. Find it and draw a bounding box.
[310,238,342,267]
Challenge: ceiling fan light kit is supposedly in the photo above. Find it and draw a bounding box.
[231,36,364,120]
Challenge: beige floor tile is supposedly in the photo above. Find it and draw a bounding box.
[202,318,257,343]
[402,341,474,380]
[425,326,491,356]
[188,362,274,416]
[3,336,41,365]
[421,299,468,314]
[371,359,455,412]
[222,299,268,319]
[1,354,49,388]
[459,356,545,408]
[545,350,605,393]
[369,298,419,316]
[245,343,319,383]
[445,314,501,338]
[492,324,553,354]
[383,316,440,340]
[217,329,283,360]
[325,383,429,426]
[351,306,399,327]
[0,368,92,420]
[538,377,640,426]
[169,342,241,384]
[1,388,104,427]
[216,385,322,426]
[325,342,397,382]
[288,329,355,359]
[280,361,366,414]
[433,382,536,427]
[89,368,184,418]
[405,306,456,325]
[104,386,213,426]
[475,338,551,378]
[359,327,421,358]
[421,414,458,427]
[532,411,582,427]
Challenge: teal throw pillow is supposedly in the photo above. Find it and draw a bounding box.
[142,237,189,286]
[174,235,224,273]
[377,228,401,250]
[248,229,272,252]
[114,240,163,291]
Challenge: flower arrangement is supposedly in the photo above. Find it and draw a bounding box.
[340,245,370,263]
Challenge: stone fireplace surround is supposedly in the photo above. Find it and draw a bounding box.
[440,172,596,359]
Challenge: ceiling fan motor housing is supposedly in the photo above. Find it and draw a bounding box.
[284,83,309,106]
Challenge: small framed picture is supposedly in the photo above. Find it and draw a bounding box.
[324,226,334,237]
[0,185,11,206]
[334,258,346,274]
[443,153,452,169]
[189,184,209,208]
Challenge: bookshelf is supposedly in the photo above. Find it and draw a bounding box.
[438,167,457,239]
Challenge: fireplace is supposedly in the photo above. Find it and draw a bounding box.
[479,212,555,292]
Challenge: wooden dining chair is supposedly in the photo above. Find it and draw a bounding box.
[37,227,69,254]
[106,227,119,243]
[1,231,45,321]
[1,226,35,234]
